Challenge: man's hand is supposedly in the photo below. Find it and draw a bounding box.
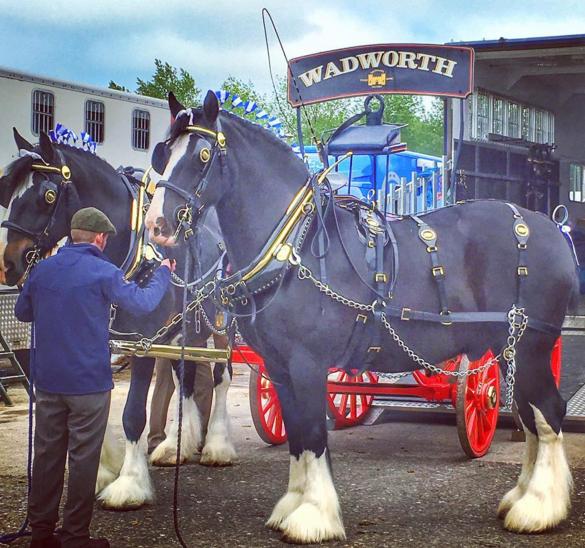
[161,258,176,273]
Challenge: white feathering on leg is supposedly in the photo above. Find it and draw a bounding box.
[266,455,306,531]
[504,405,573,533]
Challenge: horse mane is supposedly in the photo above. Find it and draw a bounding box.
[169,106,304,167]
[49,143,118,174]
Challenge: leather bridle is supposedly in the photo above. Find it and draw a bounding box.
[2,151,75,278]
[155,124,227,241]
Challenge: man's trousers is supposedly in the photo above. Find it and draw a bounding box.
[28,389,110,548]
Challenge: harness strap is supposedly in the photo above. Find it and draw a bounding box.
[506,202,530,307]
[412,215,450,318]
[387,306,560,336]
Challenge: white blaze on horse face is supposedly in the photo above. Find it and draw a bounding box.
[146,134,191,246]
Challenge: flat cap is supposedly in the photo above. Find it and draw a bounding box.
[70,207,117,235]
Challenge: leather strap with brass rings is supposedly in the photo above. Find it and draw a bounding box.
[200,147,211,163]
[44,189,57,204]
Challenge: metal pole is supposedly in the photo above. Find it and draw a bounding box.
[296,107,306,161]
[384,154,390,217]
[432,171,438,209]
[410,172,416,214]
[422,174,428,213]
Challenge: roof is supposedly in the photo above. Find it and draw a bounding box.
[449,33,585,52]
[0,66,169,110]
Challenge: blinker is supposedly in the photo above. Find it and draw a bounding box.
[152,141,171,175]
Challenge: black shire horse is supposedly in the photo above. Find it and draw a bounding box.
[0,129,237,512]
[145,92,577,543]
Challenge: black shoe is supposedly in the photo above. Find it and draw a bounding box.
[82,539,110,548]
[29,534,61,548]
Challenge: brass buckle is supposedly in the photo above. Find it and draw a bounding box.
[517,266,528,276]
[356,314,368,324]
[375,273,388,283]
[426,245,438,253]
[368,346,382,353]
[517,243,527,250]
[401,307,411,321]
[432,266,445,277]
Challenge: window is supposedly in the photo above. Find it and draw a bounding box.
[507,102,520,138]
[31,90,54,135]
[476,93,490,140]
[570,164,585,202]
[492,97,504,135]
[132,109,150,150]
[535,110,544,143]
[85,100,105,143]
[521,106,531,141]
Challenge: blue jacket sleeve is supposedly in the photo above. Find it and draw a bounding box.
[15,275,34,323]
[107,265,171,315]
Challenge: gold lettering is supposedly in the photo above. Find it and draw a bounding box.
[432,56,457,78]
[416,53,436,71]
[382,50,399,67]
[356,51,384,69]
[340,56,359,74]
[298,66,323,87]
[397,51,418,69]
[324,62,342,80]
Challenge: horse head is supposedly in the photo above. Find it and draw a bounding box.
[146,91,225,247]
[1,129,80,285]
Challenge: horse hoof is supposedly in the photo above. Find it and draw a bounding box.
[280,502,345,544]
[503,491,569,533]
[97,475,153,511]
[150,440,188,466]
[200,437,237,467]
[266,493,304,531]
[497,486,524,519]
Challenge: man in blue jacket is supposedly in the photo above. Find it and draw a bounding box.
[15,207,174,548]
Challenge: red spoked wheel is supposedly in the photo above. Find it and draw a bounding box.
[456,351,500,458]
[326,368,379,428]
[249,363,287,445]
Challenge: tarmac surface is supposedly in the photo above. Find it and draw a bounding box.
[3,355,585,547]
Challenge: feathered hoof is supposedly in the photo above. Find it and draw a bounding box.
[150,439,188,467]
[95,464,118,495]
[97,475,153,511]
[200,436,238,467]
[503,491,569,533]
[266,492,304,532]
[497,486,524,519]
[280,502,345,544]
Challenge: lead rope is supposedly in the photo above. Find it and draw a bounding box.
[173,252,191,548]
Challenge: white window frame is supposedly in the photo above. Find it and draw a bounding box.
[31,89,55,136]
[569,163,585,203]
[132,109,150,151]
[85,100,105,144]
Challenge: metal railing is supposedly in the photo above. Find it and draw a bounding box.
[379,165,449,216]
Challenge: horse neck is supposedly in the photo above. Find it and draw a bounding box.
[214,119,308,271]
[63,150,133,266]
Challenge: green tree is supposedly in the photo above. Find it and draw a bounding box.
[108,80,130,92]
[135,59,201,106]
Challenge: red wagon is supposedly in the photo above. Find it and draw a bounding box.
[234,338,562,458]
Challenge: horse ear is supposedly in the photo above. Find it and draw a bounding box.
[39,132,55,164]
[168,91,185,119]
[13,127,33,152]
[203,90,219,124]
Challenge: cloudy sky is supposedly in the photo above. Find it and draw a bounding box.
[1,0,585,98]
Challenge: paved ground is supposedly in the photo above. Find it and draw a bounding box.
[3,361,585,547]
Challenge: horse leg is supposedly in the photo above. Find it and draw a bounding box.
[270,352,345,543]
[265,361,307,531]
[150,359,202,465]
[98,357,155,510]
[500,337,572,533]
[95,423,123,494]
[200,360,238,466]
